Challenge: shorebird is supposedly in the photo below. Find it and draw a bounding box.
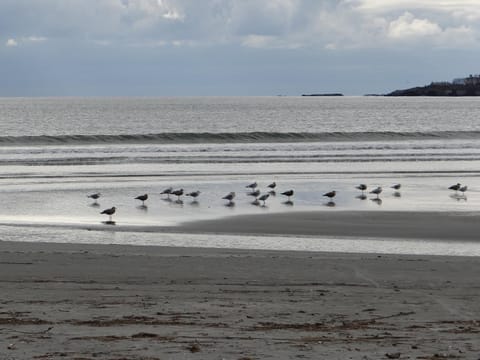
[223,191,236,204]
[248,189,261,198]
[267,182,276,190]
[370,186,382,198]
[160,187,173,197]
[356,184,367,193]
[171,188,184,200]
[323,190,336,199]
[101,206,116,222]
[246,182,258,190]
[391,184,401,190]
[459,185,468,195]
[258,193,270,205]
[449,183,461,193]
[186,190,201,199]
[87,192,101,201]
[135,194,148,205]
[281,189,294,201]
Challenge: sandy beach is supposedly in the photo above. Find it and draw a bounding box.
[1,231,479,359]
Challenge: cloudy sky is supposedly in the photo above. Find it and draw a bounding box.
[1,0,479,96]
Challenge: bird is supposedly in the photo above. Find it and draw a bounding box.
[449,183,461,193]
[135,194,148,205]
[281,189,294,201]
[87,192,101,201]
[267,182,276,189]
[459,185,468,195]
[258,193,270,205]
[323,190,336,199]
[356,184,367,193]
[223,191,236,204]
[186,190,201,199]
[370,186,382,198]
[160,187,173,197]
[171,188,184,200]
[391,184,401,190]
[101,207,116,222]
[248,189,261,198]
[246,182,258,190]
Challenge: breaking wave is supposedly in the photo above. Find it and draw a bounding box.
[1,131,480,146]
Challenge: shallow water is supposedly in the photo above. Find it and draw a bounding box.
[1,97,480,255]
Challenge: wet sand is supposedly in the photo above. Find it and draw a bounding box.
[0,240,479,359]
[179,210,480,241]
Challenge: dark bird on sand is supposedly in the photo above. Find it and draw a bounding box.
[356,184,367,193]
[323,190,336,199]
[281,189,294,200]
[246,182,258,190]
[258,193,270,205]
[268,182,276,189]
[186,190,201,199]
[223,191,236,204]
[87,192,101,201]
[449,183,461,192]
[391,184,401,190]
[370,187,382,198]
[101,206,116,221]
[160,187,173,197]
[171,189,184,200]
[135,194,148,205]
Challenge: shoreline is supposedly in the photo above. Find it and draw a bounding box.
[1,210,480,241]
[0,241,478,359]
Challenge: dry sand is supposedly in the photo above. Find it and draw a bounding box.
[0,237,479,359]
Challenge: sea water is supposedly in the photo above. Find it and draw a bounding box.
[1,96,479,255]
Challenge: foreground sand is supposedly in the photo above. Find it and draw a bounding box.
[0,240,479,359]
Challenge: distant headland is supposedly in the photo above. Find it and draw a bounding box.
[386,74,480,96]
[301,93,343,97]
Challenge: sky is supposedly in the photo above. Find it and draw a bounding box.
[1,0,479,96]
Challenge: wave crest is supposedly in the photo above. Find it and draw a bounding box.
[0,131,479,146]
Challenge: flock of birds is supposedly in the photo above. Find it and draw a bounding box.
[92,181,468,223]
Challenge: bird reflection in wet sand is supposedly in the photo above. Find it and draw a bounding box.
[172,199,184,206]
[356,194,367,200]
[393,191,401,198]
[450,193,467,202]
[371,198,382,206]
[325,201,336,207]
[282,200,294,206]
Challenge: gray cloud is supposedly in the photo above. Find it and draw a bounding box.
[1,0,479,49]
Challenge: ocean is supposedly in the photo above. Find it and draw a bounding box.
[1,96,479,255]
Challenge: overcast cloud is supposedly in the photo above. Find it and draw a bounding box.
[1,0,479,96]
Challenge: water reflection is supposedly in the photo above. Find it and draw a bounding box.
[324,201,336,207]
